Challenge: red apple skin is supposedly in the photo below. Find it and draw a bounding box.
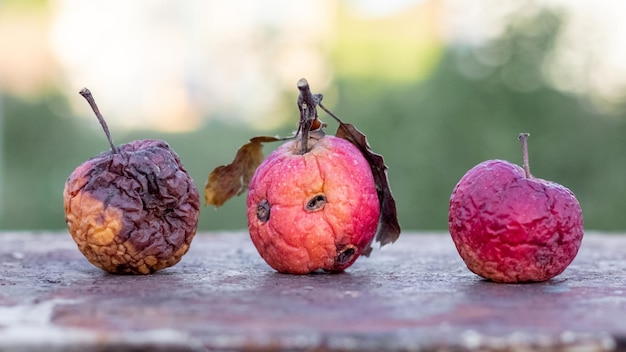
[448,159,584,283]
[247,135,380,274]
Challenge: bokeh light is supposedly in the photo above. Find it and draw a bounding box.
[2,0,626,231]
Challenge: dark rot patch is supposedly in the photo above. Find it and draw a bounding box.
[64,139,200,275]
[256,199,271,222]
[305,194,326,212]
[335,245,357,267]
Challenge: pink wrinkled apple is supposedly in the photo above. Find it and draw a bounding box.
[448,133,584,283]
[247,135,380,274]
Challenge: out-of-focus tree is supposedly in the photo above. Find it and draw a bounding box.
[2,1,626,231]
[329,7,626,230]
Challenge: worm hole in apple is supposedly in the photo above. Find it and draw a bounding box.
[256,199,271,222]
[305,194,327,212]
[336,245,357,266]
[79,88,119,154]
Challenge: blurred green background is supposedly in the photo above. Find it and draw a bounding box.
[1,1,626,231]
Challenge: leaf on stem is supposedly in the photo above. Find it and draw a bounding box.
[205,136,278,207]
[335,122,401,255]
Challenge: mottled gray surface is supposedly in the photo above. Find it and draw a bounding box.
[1,231,625,351]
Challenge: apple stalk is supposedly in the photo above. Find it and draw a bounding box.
[518,132,532,179]
[79,88,119,155]
[296,78,324,154]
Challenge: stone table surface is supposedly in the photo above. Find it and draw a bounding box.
[1,231,625,352]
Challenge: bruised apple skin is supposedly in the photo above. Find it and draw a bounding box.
[205,78,400,274]
[64,140,200,274]
[247,135,380,274]
[64,89,200,274]
[448,134,583,283]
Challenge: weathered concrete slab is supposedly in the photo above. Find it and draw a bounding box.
[1,231,625,351]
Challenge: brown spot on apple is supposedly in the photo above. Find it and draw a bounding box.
[256,199,271,222]
[335,244,357,267]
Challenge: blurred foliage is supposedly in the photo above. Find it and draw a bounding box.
[332,2,442,83]
[0,0,48,9]
[2,8,626,231]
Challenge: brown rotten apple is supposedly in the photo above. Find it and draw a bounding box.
[448,133,584,283]
[205,79,401,274]
[64,88,200,274]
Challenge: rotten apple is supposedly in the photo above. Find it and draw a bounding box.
[205,79,400,274]
[63,88,200,274]
[247,132,380,274]
[448,133,584,283]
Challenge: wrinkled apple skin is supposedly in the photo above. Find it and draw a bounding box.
[247,135,380,274]
[448,160,584,283]
[64,139,200,274]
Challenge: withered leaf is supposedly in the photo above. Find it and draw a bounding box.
[335,122,401,255]
[205,136,278,207]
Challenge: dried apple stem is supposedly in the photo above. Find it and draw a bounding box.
[296,78,322,154]
[518,132,531,178]
[79,88,119,154]
[319,102,343,124]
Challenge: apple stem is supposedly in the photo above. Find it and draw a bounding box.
[79,88,119,154]
[296,78,323,154]
[319,101,343,124]
[518,132,532,178]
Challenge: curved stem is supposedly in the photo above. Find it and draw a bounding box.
[319,101,343,124]
[79,88,119,154]
[518,132,531,178]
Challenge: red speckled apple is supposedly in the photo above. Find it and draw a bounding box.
[204,78,400,274]
[448,133,584,283]
[247,134,380,274]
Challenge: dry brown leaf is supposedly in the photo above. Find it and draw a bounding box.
[205,136,278,207]
[335,122,401,255]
